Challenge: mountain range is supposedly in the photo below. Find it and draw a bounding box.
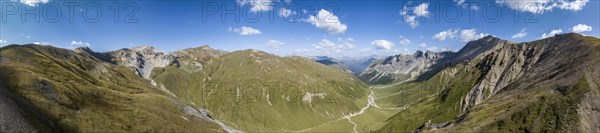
[1,33,598,132]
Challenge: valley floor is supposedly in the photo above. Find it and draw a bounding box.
[292,85,409,132]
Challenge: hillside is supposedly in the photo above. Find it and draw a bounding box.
[0,33,598,132]
[378,33,600,132]
[150,49,369,132]
[0,45,224,132]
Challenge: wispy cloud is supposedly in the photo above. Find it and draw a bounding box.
[512,28,527,39]
[400,3,430,28]
[266,40,285,49]
[495,0,589,14]
[229,26,262,35]
[433,28,488,42]
[293,38,355,55]
[540,29,563,39]
[20,0,49,7]
[371,40,395,50]
[236,0,274,12]
[70,40,91,48]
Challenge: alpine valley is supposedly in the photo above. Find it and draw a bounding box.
[1,33,599,132]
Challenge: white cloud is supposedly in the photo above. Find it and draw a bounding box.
[460,28,489,42]
[33,42,51,45]
[20,0,49,7]
[229,26,262,35]
[70,40,91,48]
[371,40,395,50]
[400,3,430,28]
[454,0,480,10]
[306,9,348,34]
[313,38,355,53]
[512,28,527,39]
[294,48,310,53]
[572,24,592,33]
[399,38,411,46]
[404,15,419,28]
[236,0,274,12]
[278,8,296,18]
[293,38,356,55]
[266,40,285,49]
[470,5,480,10]
[540,29,563,39]
[433,29,459,41]
[418,43,427,49]
[495,0,589,14]
[427,46,439,52]
[454,0,466,5]
[401,48,411,54]
[413,3,430,17]
[0,39,6,47]
[433,28,487,42]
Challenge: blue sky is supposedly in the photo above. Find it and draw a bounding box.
[1,0,598,58]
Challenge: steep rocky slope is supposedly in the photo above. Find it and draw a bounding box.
[360,50,455,84]
[103,46,177,79]
[0,45,224,132]
[378,33,600,132]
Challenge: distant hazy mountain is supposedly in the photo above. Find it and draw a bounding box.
[310,55,379,75]
[337,55,379,75]
[310,56,353,73]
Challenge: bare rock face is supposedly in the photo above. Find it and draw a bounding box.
[460,34,596,112]
[578,92,600,132]
[101,45,226,79]
[359,50,454,84]
[106,46,176,79]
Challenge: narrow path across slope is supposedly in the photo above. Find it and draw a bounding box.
[294,87,408,133]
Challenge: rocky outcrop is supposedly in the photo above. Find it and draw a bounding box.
[105,46,176,79]
[104,45,225,79]
[461,34,595,112]
[379,33,600,132]
[359,50,454,84]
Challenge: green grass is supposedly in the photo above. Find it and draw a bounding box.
[376,63,480,132]
[0,45,222,132]
[478,78,588,132]
[151,49,369,132]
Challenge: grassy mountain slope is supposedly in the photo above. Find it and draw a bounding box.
[378,33,600,132]
[151,49,369,132]
[0,45,223,132]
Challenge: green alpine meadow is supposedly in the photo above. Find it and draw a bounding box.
[1,0,599,132]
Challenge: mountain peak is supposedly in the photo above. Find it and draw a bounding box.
[74,46,93,53]
[413,50,424,57]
